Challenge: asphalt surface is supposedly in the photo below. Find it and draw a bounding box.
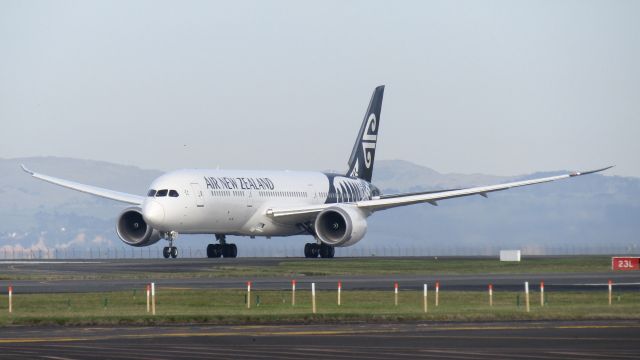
[0,321,638,359]
[1,257,639,293]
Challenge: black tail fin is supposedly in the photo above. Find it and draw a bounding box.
[346,85,385,182]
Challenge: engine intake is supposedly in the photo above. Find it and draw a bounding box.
[314,205,367,247]
[116,207,162,247]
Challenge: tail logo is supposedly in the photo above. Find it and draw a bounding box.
[362,113,377,169]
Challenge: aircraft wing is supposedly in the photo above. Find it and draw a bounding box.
[267,166,613,221]
[21,164,145,205]
[356,166,613,212]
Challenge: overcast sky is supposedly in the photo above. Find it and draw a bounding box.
[1,0,638,178]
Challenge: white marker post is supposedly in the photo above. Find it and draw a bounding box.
[489,284,493,307]
[423,284,428,313]
[337,281,342,306]
[608,280,612,306]
[311,282,316,314]
[8,285,13,314]
[291,280,296,306]
[151,282,156,315]
[394,282,398,306]
[540,281,545,307]
[247,281,252,309]
[524,281,530,313]
[146,284,150,313]
[435,281,440,307]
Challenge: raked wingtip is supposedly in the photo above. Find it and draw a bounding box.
[20,164,34,175]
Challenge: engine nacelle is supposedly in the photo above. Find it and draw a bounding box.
[314,205,368,247]
[116,207,162,247]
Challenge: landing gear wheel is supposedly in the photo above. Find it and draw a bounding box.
[207,235,236,259]
[207,244,223,258]
[319,244,334,258]
[162,247,171,259]
[229,244,237,258]
[170,246,178,258]
[304,243,312,258]
[310,243,320,258]
[221,244,237,258]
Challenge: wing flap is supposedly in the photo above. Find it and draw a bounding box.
[22,164,145,205]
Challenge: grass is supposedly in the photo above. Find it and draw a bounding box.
[0,256,615,281]
[1,288,637,326]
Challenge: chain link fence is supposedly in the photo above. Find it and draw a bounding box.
[1,243,638,260]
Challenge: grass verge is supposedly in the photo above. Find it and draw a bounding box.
[1,288,638,326]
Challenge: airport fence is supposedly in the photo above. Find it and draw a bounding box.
[0,244,637,260]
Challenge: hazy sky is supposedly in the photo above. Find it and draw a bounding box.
[1,0,638,177]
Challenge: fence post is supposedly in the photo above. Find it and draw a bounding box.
[291,280,296,306]
[423,284,428,313]
[489,284,493,307]
[8,285,13,313]
[247,281,251,309]
[394,282,398,306]
[540,281,544,307]
[435,281,440,307]
[608,280,612,306]
[151,282,156,315]
[525,281,530,313]
[312,282,316,314]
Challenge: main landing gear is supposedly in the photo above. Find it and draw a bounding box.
[206,234,238,258]
[304,242,334,258]
[162,231,179,259]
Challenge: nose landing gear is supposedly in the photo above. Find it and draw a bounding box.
[206,234,238,258]
[162,231,179,259]
[162,246,178,259]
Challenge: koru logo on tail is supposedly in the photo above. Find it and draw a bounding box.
[361,113,377,169]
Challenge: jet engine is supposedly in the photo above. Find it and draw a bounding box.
[314,205,368,247]
[116,207,162,247]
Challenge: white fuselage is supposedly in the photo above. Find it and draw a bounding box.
[141,169,374,237]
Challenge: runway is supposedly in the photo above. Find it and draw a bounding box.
[1,257,639,294]
[0,321,638,359]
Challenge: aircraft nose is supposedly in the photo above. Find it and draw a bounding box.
[142,200,165,226]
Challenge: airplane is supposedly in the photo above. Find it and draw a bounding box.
[22,85,612,259]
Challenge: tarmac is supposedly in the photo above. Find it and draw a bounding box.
[1,257,639,293]
[0,321,638,359]
[1,257,639,359]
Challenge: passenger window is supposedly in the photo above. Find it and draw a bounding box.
[169,190,179,197]
[156,189,168,197]
[147,189,156,197]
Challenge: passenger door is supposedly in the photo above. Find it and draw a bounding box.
[190,182,205,208]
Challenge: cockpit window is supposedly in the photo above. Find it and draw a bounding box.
[169,190,179,197]
[147,189,157,197]
[156,189,168,197]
